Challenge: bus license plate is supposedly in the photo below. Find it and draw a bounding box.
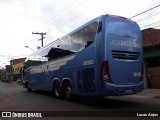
[125,89,132,93]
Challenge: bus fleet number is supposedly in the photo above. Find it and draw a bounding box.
[83,60,94,66]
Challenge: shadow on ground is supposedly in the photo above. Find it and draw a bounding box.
[24,90,140,110]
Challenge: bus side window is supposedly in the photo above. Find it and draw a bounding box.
[79,22,98,49]
[47,48,66,60]
[85,41,93,48]
[47,48,54,61]
[54,48,65,59]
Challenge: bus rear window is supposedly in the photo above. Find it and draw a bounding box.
[106,17,140,39]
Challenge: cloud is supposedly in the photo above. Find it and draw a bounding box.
[0,0,159,67]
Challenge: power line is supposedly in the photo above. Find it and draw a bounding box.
[130,5,160,19]
[0,33,25,46]
[25,37,37,49]
[1,3,39,49]
[136,11,160,22]
[141,21,160,29]
[42,0,78,26]
[0,6,32,47]
[46,0,99,33]
[0,55,28,58]
[62,2,99,29]
[42,0,87,30]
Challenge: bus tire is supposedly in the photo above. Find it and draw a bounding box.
[64,83,73,100]
[53,82,61,98]
[27,83,32,92]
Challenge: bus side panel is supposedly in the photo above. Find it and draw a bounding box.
[75,65,97,96]
[58,44,98,96]
[95,17,106,96]
[45,70,59,91]
[25,69,39,90]
[30,72,44,90]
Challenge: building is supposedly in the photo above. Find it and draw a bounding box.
[10,58,26,81]
[0,65,11,82]
[142,28,160,89]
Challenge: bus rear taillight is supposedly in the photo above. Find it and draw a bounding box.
[101,61,113,83]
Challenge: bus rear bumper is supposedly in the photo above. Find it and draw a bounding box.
[101,81,144,96]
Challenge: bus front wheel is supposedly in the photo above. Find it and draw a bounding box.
[27,83,32,92]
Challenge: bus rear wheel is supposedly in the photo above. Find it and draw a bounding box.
[64,83,73,100]
[53,82,61,98]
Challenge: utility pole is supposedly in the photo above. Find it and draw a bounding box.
[32,32,46,47]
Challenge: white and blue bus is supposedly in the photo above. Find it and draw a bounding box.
[23,14,144,100]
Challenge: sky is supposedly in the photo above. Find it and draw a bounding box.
[0,0,160,68]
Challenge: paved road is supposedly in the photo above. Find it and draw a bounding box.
[0,81,159,120]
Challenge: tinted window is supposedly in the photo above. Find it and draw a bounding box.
[49,22,98,60]
[79,22,98,50]
[47,47,66,61]
[107,17,140,39]
[60,32,80,52]
[28,47,50,62]
[28,21,98,61]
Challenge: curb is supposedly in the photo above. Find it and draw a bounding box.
[137,89,160,98]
